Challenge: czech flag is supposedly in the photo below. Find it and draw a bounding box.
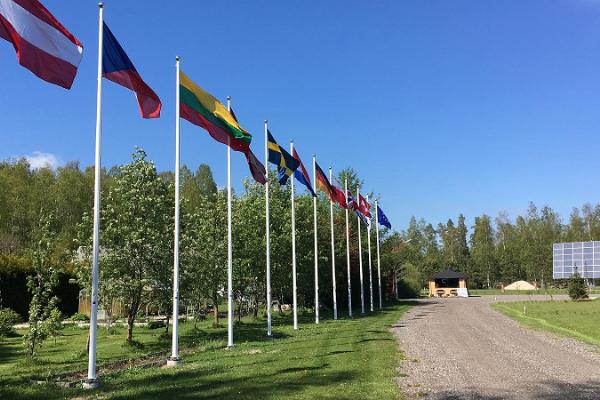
[102,22,161,118]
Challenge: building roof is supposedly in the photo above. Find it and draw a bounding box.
[431,269,468,280]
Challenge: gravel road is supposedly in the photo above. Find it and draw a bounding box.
[394,295,600,400]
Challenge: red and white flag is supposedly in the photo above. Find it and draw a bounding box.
[0,0,83,88]
[359,194,372,218]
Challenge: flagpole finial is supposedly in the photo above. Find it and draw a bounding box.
[175,56,180,62]
[264,119,268,124]
[98,2,103,8]
[227,96,231,101]
[290,139,294,144]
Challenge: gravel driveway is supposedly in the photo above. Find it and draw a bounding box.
[394,295,600,399]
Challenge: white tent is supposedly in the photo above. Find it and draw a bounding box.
[505,280,536,291]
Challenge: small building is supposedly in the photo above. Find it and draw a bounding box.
[428,269,468,298]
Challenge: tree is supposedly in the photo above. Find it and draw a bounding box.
[24,210,60,355]
[470,215,496,288]
[568,272,588,301]
[77,148,173,343]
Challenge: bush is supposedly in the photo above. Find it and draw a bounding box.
[67,312,89,322]
[147,320,165,330]
[0,307,21,337]
[568,273,588,301]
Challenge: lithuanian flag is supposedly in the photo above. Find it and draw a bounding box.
[179,71,252,152]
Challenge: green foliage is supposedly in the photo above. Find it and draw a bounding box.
[23,210,60,355]
[568,273,588,301]
[67,312,89,322]
[0,307,21,337]
[45,307,63,344]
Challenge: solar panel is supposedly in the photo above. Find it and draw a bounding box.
[552,241,600,279]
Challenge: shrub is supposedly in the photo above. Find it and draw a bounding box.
[67,312,89,322]
[147,320,165,330]
[568,273,588,301]
[0,307,21,337]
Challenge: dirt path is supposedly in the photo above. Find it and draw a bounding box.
[394,295,600,400]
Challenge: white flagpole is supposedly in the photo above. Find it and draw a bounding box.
[290,141,298,330]
[375,200,382,309]
[167,56,182,367]
[345,178,352,318]
[264,120,272,336]
[329,167,337,320]
[357,187,365,315]
[84,3,104,389]
[367,195,374,312]
[226,98,234,347]
[313,155,319,324]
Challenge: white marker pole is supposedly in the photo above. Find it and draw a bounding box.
[226,98,234,347]
[313,155,319,324]
[167,56,182,367]
[264,120,272,336]
[290,141,298,330]
[345,179,352,318]
[329,167,338,320]
[357,188,365,315]
[84,3,104,390]
[375,200,382,309]
[367,195,374,312]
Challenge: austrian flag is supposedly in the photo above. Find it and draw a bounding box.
[0,0,83,88]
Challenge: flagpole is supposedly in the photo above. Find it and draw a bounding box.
[84,3,104,389]
[227,97,234,347]
[375,200,383,309]
[367,195,374,312]
[167,56,182,367]
[290,141,298,330]
[345,179,352,318]
[357,187,365,315]
[264,120,272,336]
[329,167,337,320]
[312,155,319,324]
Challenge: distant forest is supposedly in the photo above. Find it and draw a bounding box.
[0,155,596,318]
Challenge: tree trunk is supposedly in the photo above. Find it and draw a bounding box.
[165,313,170,334]
[237,299,242,323]
[127,313,135,343]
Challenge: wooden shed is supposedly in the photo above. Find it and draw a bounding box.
[428,269,468,298]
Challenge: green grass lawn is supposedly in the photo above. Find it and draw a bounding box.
[493,299,600,347]
[0,303,411,400]
[470,288,600,296]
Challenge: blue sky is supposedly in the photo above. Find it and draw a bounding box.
[2,0,600,232]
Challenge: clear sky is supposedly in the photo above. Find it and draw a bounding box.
[2,0,600,232]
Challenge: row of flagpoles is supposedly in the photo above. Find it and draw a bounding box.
[0,1,393,388]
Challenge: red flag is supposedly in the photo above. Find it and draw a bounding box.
[330,176,348,209]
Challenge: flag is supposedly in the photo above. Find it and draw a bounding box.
[179,70,252,152]
[377,204,391,229]
[292,148,316,197]
[0,0,83,88]
[359,194,372,218]
[315,162,334,200]
[267,130,299,185]
[347,190,359,211]
[102,23,161,118]
[330,176,348,209]
[230,107,266,184]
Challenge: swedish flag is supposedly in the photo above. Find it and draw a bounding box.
[267,130,300,185]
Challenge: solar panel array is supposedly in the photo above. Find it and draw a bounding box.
[553,241,600,279]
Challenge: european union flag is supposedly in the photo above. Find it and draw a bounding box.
[267,130,300,185]
[377,205,392,229]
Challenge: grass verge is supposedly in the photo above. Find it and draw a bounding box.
[493,299,600,348]
[0,302,411,399]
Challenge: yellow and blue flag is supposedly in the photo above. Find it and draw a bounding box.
[267,130,299,185]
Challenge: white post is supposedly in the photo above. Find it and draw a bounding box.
[84,3,104,389]
[345,179,352,318]
[367,195,374,312]
[167,56,182,367]
[264,120,272,336]
[329,167,337,320]
[290,141,298,330]
[357,187,365,315]
[313,155,319,324]
[226,98,234,347]
[375,200,382,309]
